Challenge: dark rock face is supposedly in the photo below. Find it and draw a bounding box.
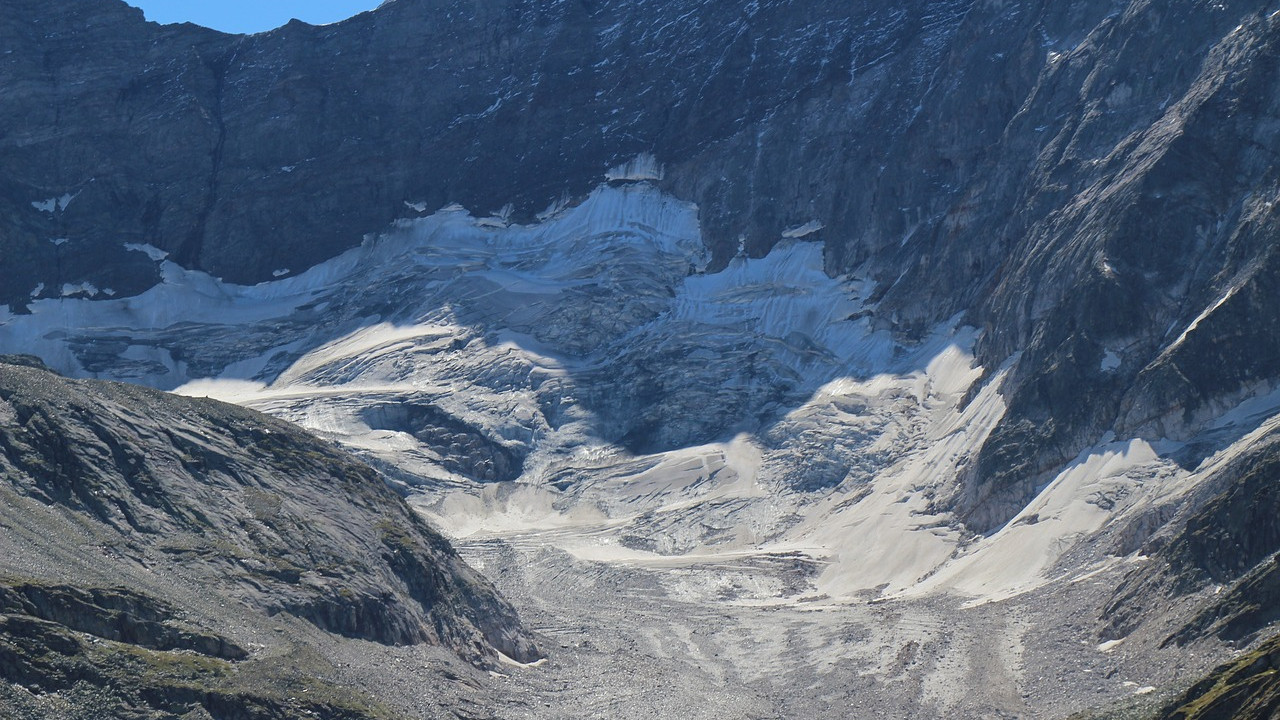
[0,357,538,717]
[916,0,1280,531]
[0,611,395,720]
[360,402,526,483]
[0,582,247,660]
[0,0,970,303]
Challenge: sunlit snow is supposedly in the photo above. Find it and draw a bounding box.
[0,181,1242,607]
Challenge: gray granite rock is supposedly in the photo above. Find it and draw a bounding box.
[0,356,538,717]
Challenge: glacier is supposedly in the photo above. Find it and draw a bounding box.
[0,181,1264,717]
[0,181,1210,607]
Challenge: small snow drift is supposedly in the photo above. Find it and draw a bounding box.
[606,153,665,182]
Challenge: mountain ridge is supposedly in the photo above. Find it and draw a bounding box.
[0,354,538,718]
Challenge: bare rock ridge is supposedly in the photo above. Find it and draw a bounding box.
[1154,632,1280,720]
[0,355,538,719]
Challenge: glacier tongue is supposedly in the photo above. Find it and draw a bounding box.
[0,182,1195,609]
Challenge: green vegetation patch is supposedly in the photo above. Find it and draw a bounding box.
[1161,634,1280,720]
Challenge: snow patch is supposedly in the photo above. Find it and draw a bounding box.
[910,437,1168,607]
[781,220,824,239]
[606,153,665,182]
[496,651,548,669]
[125,243,170,261]
[1203,384,1280,433]
[31,192,79,214]
[810,348,1009,600]
[1101,350,1121,372]
[536,195,571,222]
[173,378,271,403]
[476,203,514,229]
[672,240,891,372]
[60,282,99,298]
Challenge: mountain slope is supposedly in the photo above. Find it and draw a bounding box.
[1105,420,1280,650]
[3,174,1280,716]
[0,355,537,719]
[1155,632,1280,720]
[6,0,1280,538]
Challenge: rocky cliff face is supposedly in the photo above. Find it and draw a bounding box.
[0,355,537,719]
[4,0,958,299]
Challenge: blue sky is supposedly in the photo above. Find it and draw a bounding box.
[126,1,383,35]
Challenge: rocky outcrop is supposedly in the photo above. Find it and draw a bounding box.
[0,356,538,718]
[360,402,526,483]
[0,612,400,720]
[1154,633,1280,720]
[1102,426,1280,648]
[0,581,247,660]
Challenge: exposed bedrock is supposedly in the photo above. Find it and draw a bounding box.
[0,358,539,668]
